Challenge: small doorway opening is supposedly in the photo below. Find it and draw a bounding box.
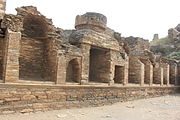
[114,65,124,84]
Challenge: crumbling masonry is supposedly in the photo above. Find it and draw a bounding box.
[0,1,179,114]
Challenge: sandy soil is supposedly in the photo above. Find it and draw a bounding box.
[1,94,180,120]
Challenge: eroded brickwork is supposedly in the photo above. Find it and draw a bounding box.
[129,56,144,85]
[0,4,179,114]
[0,85,179,114]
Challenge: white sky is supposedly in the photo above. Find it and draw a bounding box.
[6,0,180,40]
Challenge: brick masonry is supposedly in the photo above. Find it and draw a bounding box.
[0,3,179,115]
[0,84,179,114]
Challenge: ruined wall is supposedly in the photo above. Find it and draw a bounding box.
[129,56,144,85]
[19,37,49,81]
[153,65,163,85]
[46,41,58,82]
[18,13,59,82]
[0,5,180,115]
[162,63,170,85]
[75,12,107,32]
[3,30,21,83]
[0,84,179,114]
[125,37,150,52]
[110,50,128,84]
[169,63,177,84]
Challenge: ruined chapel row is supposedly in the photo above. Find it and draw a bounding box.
[0,1,179,86]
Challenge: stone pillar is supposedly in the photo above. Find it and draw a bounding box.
[0,0,6,19]
[3,30,20,83]
[81,44,90,84]
[56,54,66,84]
[124,59,129,85]
[161,63,170,86]
[109,61,115,86]
[153,65,163,86]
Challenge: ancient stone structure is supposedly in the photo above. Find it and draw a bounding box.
[153,34,159,41]
[0,2,179,114]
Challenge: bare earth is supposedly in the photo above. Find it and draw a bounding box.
[1,94,180,120]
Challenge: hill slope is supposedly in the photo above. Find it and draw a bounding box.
[150,37,180,59]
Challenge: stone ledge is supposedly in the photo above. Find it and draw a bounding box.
[0,83,180,89]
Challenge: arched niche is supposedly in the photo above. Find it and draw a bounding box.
[19,15,51,81]
[66,58,81,83]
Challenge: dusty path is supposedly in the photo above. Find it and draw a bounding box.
[1,94,180,120]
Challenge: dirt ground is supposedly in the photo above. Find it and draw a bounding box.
[1,94,180,120]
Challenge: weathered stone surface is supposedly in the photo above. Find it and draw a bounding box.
[75,12,107,32]
[129,56,144,85]
[0,4,179,115]
[0,84,179,114]
[21,95,36,100]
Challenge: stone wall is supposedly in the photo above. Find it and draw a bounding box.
[129,56,144,85]
[46,39,58,83]
[0,84,179,114]
[0,6,180,115]
[19,37,47,81]
[162,63,170,85]
[125,36,150,52]
[169,63,178,84]
[3,30,21,83]
[110,50,128,85]
[153,65,163,85]
[140,59,153,85]
[75,12,107,32]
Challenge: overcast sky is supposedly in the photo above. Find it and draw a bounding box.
[6,0,180,40]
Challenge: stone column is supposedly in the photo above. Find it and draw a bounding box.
[56,54,66,84]
[124,59,129,85]
[3,30,20,83]
[109,50,114,85]
[80,44,90,84]
[0,0,6,19]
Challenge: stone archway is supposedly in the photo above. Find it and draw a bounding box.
[19,15,51,81]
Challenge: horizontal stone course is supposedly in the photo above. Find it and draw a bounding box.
[0,84,179,114]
